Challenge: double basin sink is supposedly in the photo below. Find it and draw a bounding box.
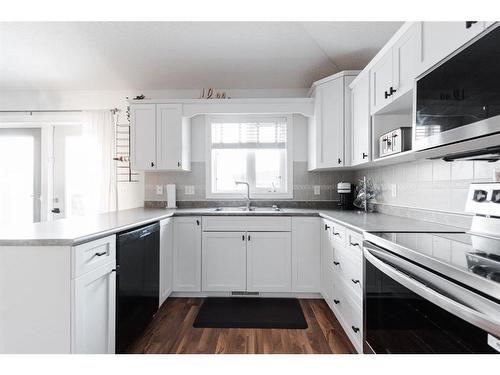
[213,206,281,213]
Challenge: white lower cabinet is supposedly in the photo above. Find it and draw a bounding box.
[247,231,292,292]
[291,217,320,292]
[72,261,116,354]
[159,218,174,306]
[202,231,247,292]
[173,216,202,292]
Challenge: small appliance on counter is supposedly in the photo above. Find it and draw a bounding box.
[379,127,412,157]
[337,182,354,210]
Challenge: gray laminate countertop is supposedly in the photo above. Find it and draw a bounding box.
[0,206,463,246]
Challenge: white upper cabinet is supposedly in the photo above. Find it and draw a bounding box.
[418,21,486,76]
[130,104,157,170]
[130,103,191,171]
[350,72,371,166]
[370,22,422,114]
[308,71,357,171]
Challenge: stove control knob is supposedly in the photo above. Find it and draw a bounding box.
[473,190,488,202]
[492,190,500,204]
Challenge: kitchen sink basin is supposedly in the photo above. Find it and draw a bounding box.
[213,206,281,212]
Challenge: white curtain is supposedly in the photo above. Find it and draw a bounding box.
[80,110,117,214]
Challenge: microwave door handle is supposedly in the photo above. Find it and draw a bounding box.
[363,245,500,337]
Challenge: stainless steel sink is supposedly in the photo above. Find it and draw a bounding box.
[213,206,281,213]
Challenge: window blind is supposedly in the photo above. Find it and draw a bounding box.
[211,118,287,149]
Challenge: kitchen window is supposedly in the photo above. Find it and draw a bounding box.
[206,115,293,199]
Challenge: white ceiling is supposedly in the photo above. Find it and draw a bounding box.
[0,22,403,90]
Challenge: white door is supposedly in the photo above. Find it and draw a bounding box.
[159,218,173,306]
[173,216,202,292]
[392,22,422,99]
[419,21,486,76]
[156,104,183,170]
[247,231,291,292]
[320,78,344,167]
[291,218,320,292]
[370,51,393,114]
[0,128,42,225]
[351,73,371,166]
[72,261,116,354]
[130,104,156,170]
[202,231,247,292]
[320,220,334,301]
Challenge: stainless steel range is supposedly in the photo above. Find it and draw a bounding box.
[363,182,500,354]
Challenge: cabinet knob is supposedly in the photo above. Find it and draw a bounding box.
[248,235,251,241]
[389,86,397,95]
[351,326,360,333]
[333,299,340,305]
[384,90,390,99]
[325,224,330,230]
[242,234,245,241]
[465,21,478,29]
[151,161,155,167]
[196,219,200,226]
[177,161,181,167]
[362,152,368,159]
[337,158,342,165]
[333,261,340,266]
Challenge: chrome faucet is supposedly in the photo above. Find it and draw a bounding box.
[235,181,251,210]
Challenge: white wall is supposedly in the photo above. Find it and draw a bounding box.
[0,88,309,209]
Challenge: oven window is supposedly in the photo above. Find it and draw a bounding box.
[364,258,496,354]
[415,26,500,140]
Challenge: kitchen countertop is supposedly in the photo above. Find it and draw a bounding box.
[0,207,463,246]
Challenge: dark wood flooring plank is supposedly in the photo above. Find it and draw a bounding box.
[127,297,355,354]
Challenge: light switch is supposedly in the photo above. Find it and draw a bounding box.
[314,186,320,195]
[156,185,163,195]
[185,185,195,195]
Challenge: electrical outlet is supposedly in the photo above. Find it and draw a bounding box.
[156,185,163,195]
[391,184,397,198]
[185,185,195,195]
[314,185,320,195]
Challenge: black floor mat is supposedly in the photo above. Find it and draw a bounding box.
[193,297,308,329]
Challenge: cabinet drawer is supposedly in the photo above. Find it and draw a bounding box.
[202,216,291,232]
[72,235,116,279]
[334,247,363,302]
[330,222,346,246]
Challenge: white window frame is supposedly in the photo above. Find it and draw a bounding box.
[205,114,293,200]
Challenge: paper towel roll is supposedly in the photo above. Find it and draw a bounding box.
[166,184,177,208]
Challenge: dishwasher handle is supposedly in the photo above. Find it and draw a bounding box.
[363,242,500,338]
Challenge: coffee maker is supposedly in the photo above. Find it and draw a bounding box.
[337,182,354,210]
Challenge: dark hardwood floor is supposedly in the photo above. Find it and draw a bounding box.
[127,298,356,354]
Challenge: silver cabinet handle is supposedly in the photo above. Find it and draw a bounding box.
[363,244,500,337]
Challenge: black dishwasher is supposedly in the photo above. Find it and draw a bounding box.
[116,222,159,353]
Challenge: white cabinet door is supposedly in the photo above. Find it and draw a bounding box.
[159,218,173,306]
[351,72,371,166]
[202,231,247,292]
[247,232,291,292]
[370,51,393,114]
[130,104,156,170]
[291,217,320,292]
[392,22,422,99]
[173,216,202,292]
[156,104,190,171]
[72,261,115,354]
[320,220,334,301]
[320,77,345,167]
[419,21,486,76]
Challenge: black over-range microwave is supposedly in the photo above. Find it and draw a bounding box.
[415,24,500,161]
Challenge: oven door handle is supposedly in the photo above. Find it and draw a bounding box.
[363,243,500,338]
